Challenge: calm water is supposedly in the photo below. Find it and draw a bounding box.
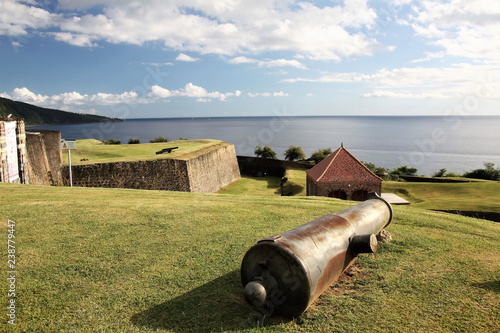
[31,116,500,176]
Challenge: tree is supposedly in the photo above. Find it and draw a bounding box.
[254,145,277,159]
[390,165,418,177]
[362,161,388,176]
[463,162,500,180]
[309,148,332,164]
[284,145,306,161]
[128,138,140,144]
[432,168,447,177]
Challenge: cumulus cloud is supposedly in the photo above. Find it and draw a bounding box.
[149,83,241,101]
[283,63,500,98]
[405,0,500,60]
[410,51,445,63]
[0,0,387,61]
[0,0,60,36]
[228,56,306,69]
[1,83,242,110]
[248,91,290,97]
[361,90,449,99]
[176,53,200,62]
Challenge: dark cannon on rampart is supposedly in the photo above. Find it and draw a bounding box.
[155,147,179,155]
[241,193,393,318]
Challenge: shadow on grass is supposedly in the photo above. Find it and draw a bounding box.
[280,182,304,196]
[130,270,279,332]
[472,280,500,293]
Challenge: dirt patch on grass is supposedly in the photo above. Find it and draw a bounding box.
[324,263,368,297]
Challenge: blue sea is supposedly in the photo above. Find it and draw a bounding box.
[30,116,500,176]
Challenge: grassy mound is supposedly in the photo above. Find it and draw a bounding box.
[1,183,499,332]
[63,139,229,165]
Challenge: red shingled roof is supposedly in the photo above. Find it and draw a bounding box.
[306,146,383,182]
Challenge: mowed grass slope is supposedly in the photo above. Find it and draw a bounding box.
[63,139,229,165]
[1,183,499,332]
[382,180,500,213]
[221,168,500,213]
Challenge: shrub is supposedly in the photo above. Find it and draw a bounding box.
[149,136,169,143]
[284,145,306,161]
[102,139,121,145]
[128,138,140,144]
[444,172,460,177]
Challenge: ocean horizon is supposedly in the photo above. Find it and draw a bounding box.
[31,115,500,177]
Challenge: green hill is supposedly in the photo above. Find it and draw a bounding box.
[1,183,498,332]
[0,97,122,125]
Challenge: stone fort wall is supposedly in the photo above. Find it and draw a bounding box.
[25,130,62,185]
[61,143,240,193]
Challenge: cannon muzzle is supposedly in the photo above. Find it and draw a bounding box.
[241,192,392,318]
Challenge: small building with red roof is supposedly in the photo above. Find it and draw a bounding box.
[306,145,382,201]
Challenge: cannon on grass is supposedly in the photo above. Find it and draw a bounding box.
[155,147,179,155]
[241,193,393,318]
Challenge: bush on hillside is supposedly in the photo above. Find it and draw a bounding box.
[149,136,170,143]
[102,138,121,145]
[128,138,140,144]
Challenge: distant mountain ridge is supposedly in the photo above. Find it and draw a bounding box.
[0,97,122,126]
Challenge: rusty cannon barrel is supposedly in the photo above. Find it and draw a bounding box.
[241,193,393,318]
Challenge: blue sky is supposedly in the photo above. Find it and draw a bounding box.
[0,0,499,118]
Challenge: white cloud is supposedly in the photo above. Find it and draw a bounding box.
[228,56,306,69]
[410,51,445,63]
[284,63,500,98]
[1,83,243,109]
[176,53,200,62]
[1,87,149,109]
[228,56,256,65]
[0,0,387,61]
[407,0,500,60]
[248,91,290,97]
[0,0,60,36]
[149,83,241,101]
[142,62,173,66]
[361,90,449,99]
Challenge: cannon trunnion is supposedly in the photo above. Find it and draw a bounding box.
[241,193,393,318]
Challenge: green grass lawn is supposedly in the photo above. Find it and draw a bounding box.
[222,168,500,213]
[382,180,500,213]
[1,183,499,332]
[63,139,228,166]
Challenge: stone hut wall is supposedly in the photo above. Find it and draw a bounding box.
[307,176,381,201]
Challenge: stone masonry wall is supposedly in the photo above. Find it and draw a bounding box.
[62,159,191,191]
[25,130,62,186]
[187,144,240,193]
[61,143,241,193]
